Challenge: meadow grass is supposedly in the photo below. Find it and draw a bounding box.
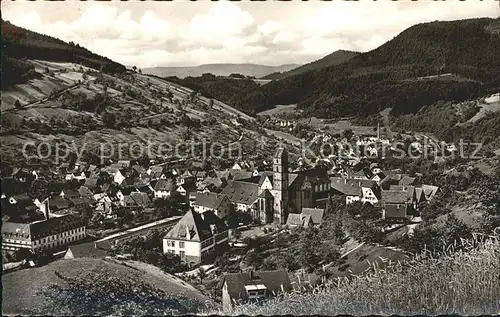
[215,236,500,316]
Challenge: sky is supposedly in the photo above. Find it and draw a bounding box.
[2,0,498,68]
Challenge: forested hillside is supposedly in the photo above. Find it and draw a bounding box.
[164,73,261,111]
[263,50,359,80]
[1,20,126,88]
[143,63,299,79]
[225,18,500,117]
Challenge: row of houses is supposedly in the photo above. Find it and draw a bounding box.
[330,165,439,221]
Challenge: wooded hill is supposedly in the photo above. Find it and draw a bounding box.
[184,18,500,117]
[262,50,360,80]
[163,73,262,111]
[1,20,126,88]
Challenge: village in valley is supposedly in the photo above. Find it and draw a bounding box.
[3,108,454,311]
[2,3,500,315]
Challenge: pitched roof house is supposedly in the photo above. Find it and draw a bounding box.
[64,241,108,259]
[301,207,325,226]
[286,213,313,228]
[193,192,233,219]
[149,166,166,180]
[381,187,416,221]
[222,270,292,313]
[124,192,151,209]
[154,179,174,199]
[220,180,260,212]
[163,210,228,265]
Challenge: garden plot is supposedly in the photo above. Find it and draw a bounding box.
[1,85,41,109]
[30,77,66,95]
[1,76,73,111]
[55,71,84,84]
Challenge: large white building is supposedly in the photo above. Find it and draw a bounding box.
[1,211,86,253]
[163,210,228,265]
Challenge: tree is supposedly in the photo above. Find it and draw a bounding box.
[209,99,214,108]
[132,66,137,72]
[333,221,346,245]
[342,129,354,141]
[102,112,117,129]
[226,208,239,229]
[299,227,321,273]
[197,267,207,284]
[189,90,198,102]
[14,99,22,109]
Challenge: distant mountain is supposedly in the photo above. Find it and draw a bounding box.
[142,63,300,79]
[1,20,126,88]
[263,50,360,80]
[228,18,500,117]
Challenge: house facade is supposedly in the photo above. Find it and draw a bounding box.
[154,179,174,199]
[1,212,86,253]
[163,210,228,265]
[193,192,233,219]
[330,177,381,205]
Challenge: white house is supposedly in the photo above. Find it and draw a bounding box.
[177,185,187,196]
[154,179,174,199]
[113,170,126,185]
[65,171,86,181]
[1,211,86,252]
[163,210,228,265]
[330,178,381,205]
[94,193,113,214]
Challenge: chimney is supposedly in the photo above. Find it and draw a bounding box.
[186,225,191,240]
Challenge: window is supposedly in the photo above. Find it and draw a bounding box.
[179,251,185,257]
[179,241,185,248]
[167,240,175,247]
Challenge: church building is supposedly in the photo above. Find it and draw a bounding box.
[221,147,330,225]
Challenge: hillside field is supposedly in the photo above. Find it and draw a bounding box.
[2,257,213,315]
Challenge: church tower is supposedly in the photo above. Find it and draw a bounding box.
[273,147,289,225]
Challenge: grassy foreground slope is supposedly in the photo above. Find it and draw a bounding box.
[224,237,500,316]
[2,257,213,315]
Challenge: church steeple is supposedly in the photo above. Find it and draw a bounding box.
[273,146,289,225]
